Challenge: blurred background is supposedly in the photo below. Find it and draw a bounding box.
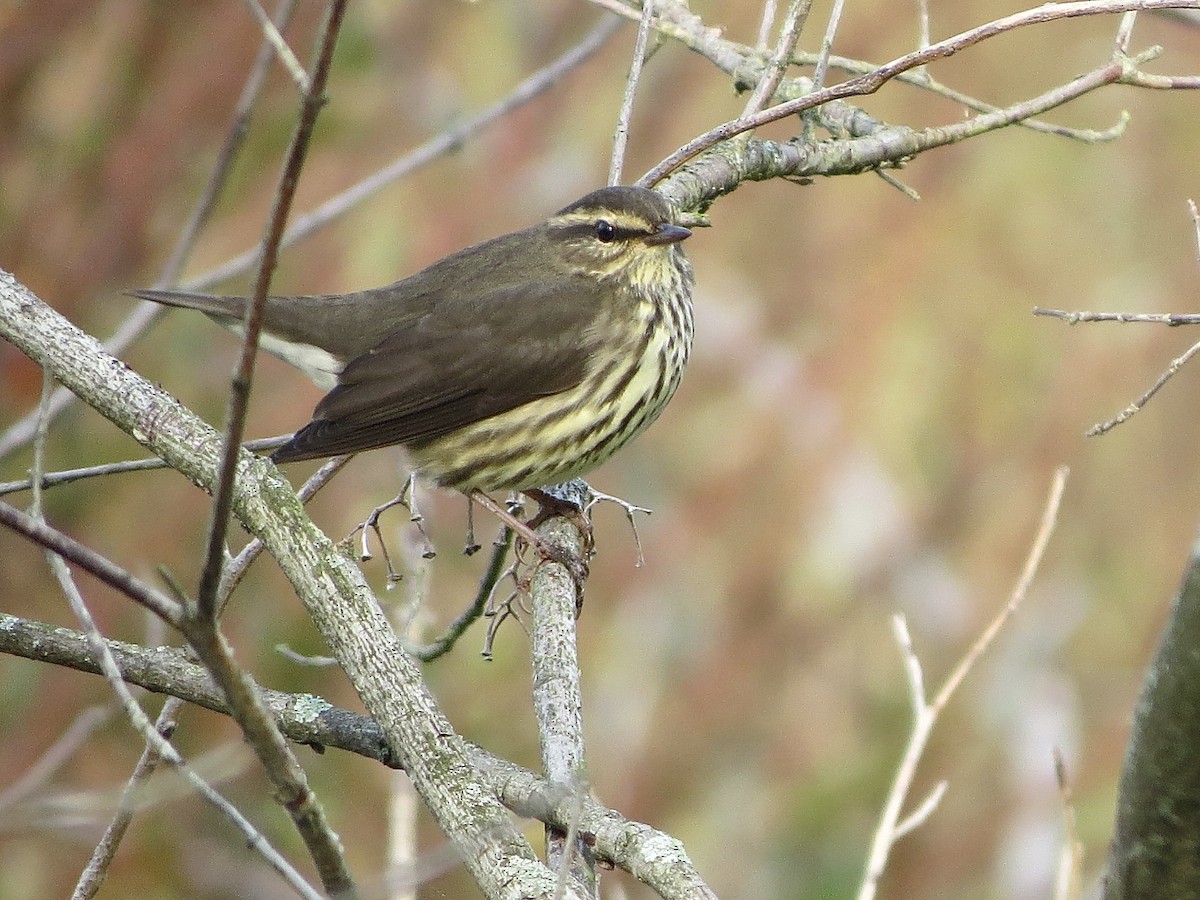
[2,2,1199,897]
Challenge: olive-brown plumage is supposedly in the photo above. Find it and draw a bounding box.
[132,186,694,493]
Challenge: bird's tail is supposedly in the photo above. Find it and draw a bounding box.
[128,289,247,321]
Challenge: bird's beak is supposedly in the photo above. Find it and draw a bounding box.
[644,223,692,246]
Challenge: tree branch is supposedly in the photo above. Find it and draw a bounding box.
[0,611,717,899]
[0,270,578,899]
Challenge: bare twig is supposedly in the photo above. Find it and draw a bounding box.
[811,0,846,91]
[0,436,289,497]
[242,0,310,92]
[1191,198,1200,260]
[755,0,779,50]
[639,0,1200,186]
[1033,307,1200,325]
[740,0,811,117]
[610,1,657,186]
[0,502,185,627]
[406,528,515,661]
[1115,10,1140,53]
[0,706,111,811]
[196,0,350,622]
[73,699,184,900]
[528,514,595,894]
[1087,338,1200,435]
[857,466,1068,900]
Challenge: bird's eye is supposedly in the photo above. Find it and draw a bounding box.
[595,220,616,243]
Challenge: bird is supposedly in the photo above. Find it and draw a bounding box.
[133,186,694,502]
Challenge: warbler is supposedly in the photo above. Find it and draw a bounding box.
[132,186,694,501]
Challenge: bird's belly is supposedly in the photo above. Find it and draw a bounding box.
[410,326,690,493]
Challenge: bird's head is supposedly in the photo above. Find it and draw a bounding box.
[545,186,692,284]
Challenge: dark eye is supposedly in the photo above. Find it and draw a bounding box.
[595,220,616,243]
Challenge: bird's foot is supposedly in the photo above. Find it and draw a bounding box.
[468,489,590,599]
[524,485,595,555]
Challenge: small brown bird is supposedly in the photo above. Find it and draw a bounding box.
[133,186,694,505]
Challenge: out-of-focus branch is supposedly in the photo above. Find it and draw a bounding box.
[858,467,1068,900]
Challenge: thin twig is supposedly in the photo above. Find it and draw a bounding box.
[792,50,1127,140]
[741,0,811,118]
[932,467,1067,713]
[0,707,110,811]
[1190,197,1200,261]
[406,528,515,661]
[196,0,349,621]
[1033,307,1200,325]
[610,1,656,186]
[0,436,289,498]
[755,0,779,50]
[811,0,846,91]
[1086,338,1200,436]
[1115,10,1140,52]
[73,698,184,900]
[0,501,185,628]
[242,0,310,92]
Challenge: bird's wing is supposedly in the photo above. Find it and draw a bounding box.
[271,278,606,462]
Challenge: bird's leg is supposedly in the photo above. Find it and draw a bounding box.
[467,489,545,549]
[467,489,589,590]
[463,499,481,556]
[584,487,652,567]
